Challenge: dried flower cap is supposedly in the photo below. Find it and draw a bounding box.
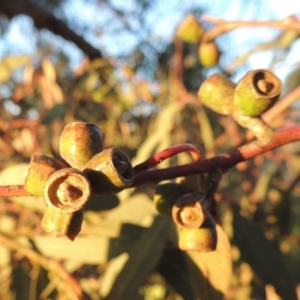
[44,168,91,213]
[59,122,104,169]
[25,155,67,196]
[83,147,134,195]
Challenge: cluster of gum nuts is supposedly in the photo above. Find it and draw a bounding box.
[24,122,134,240]
[24,122,216,252]
[154,183,218,252]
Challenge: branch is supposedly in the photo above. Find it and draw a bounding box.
[133,143,201,176]
[0,232,82,298]
[0,0,103,59]
[132,125,300,186]
[201,14,300,42]
[0,125,299,197]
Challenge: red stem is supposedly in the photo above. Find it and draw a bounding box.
[133,143,201,176]
[132,125,300,186]
[0,185,31,197]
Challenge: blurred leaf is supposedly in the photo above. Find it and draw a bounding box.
[187,224,232,299]
[0,55,32,83]
[197,108,215,152]
[156,249,196,299]
[254,162,278,201]
[102,216,171,300]
[85,72,99,92]
[34,235,110,264]
[131,102,181,166]
[106,193,154,226]
[84,194,120,211]
[12,260,31,300]
[34,222,154,265]
[42,58,56,82]
[0,159,25,182]
[283,67,300,97]
[232,208,298,300]
[0,164,46,212]
[41,103,67,124]
[92,84,112,102]
[0,244,11,298]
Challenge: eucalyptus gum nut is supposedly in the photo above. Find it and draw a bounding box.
[41,206,83,241]
[198,73,235,115]
[24,155,67,196]
[59,122,104,170]
[44,168,91,213]
[153,183,193,216]
[198,42,220,67]
[233,69,282,117]
[176,14,204,43]
[83,147,134,195]
[178,214,217,252]
[172,192,207,229]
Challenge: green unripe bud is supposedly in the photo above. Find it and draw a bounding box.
[198,73,235,115]
[25,155,67,196]
[176,14,204,43]
[234,69,282,117]
[59,122,104,170]
[198,42,220,67]
[153,183,193,216]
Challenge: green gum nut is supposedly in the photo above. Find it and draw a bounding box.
[198,73,235,115]
[178,214,217,252]
[41,207,83,241]
[83,147,134,195]
[176,14,204,43]
[198,42,220,67]
[153,183,193,216]
[25,155,67,196]
[59,122,104,170]
[233,69,282,117]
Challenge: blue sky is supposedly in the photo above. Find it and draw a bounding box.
[1,0,300,72]
[1,0,300,116]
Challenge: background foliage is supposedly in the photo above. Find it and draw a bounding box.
[1,0,300,299]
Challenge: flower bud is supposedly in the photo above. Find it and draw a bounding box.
[198,42,220,67]
[198,73,235,115]
[176,14,204,43]
[59,122,104,170]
